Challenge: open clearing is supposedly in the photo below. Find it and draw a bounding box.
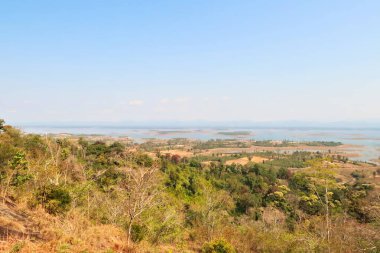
[225,156,268,165]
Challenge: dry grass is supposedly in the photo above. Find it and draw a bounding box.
[0,207,131,253]
[225,156,268,165]
[334,162,379,184]
[200,143,363,157]
[161,149,193,157]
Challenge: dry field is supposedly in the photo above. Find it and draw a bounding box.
[200,144,363,157]
[160,149,193,157]
[225,156,268,165]
[335,162,380,185]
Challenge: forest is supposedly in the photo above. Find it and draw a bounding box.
[0,119,379,253]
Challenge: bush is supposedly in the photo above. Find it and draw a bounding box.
[10,242,25,253]
[289,173,312,193]
[131,224,147,243]
[10,152,32,186]
[202,239,236,253]
[95,168,124,191]
[35,185,72,214]
[277,167,291,179]
[299,195,323,215]
[135,153,153,167]
[351,171,365,180]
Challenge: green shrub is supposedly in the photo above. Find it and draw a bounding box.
[10,242,25,253]
[35,185,72,214]
[95,168,124,191]
[299,195,323,215]
[135,153,153,167]
[202,239,236,253]
[351,171,365,179]
[9,152,32,186]
[131,224,147,243]
[56,243,71,253]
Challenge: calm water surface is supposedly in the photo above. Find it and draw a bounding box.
[20,126,380,162]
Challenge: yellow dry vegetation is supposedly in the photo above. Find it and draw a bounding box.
[161,149,193,157]
[225,156,268,165]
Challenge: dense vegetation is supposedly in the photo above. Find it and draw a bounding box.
[0,120,379,252]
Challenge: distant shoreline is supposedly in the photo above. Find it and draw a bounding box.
[18,126,380,163]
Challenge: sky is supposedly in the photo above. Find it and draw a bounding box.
[1,0,380,124]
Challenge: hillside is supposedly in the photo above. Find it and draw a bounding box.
[0,120,379,252]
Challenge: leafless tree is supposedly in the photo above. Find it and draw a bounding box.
[122,165,160,246]
[197,186,234,241]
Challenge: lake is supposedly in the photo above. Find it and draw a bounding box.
[19,126,380,163]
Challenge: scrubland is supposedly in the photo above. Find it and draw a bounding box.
[0,120,379,252]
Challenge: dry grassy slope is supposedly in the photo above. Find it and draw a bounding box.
[0,199,40,241]
[0,204,129,252]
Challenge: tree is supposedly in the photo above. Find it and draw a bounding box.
[200,187,234,241]
[304,159,341,246]
[122,165,160,246]
[1,152,31,202]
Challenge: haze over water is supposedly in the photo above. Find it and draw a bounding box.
[20,125,380,162]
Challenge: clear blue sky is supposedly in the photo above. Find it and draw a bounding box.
[1,1,379,123]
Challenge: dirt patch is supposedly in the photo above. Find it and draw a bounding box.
[251,156,269,163]
[335,162,379,184]
[225,156,268,165]
[161,149,193,157]
[200,144,363,158]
